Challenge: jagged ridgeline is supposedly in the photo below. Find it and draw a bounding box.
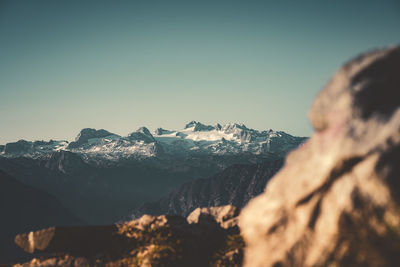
[127,159,284,220]
[0,122,305,225]
[0,121,305,160]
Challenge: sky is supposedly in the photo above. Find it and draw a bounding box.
[0,0,399,144]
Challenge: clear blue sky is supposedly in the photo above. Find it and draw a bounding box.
[0,0,399,144]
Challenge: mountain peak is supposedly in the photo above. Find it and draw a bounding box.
[154,128,173,135]
[136,127,151,136]
[184,121,198,129]
[184,121,215,132]
[3,139,32,154]
[129,127,155,143]
[222,122,248,130]
[75,128,115,141]
[221,123,250,136]
[68,128,117,149]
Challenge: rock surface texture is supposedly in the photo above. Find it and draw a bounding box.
[239,46,400,266]
[14,205,244,267]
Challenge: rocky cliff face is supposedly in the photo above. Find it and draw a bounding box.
[239,46,400,266]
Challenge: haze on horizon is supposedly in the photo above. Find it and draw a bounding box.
[0,0,399,144]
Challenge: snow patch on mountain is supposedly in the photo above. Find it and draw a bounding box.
[1,122,307,161]
[0,139,69,158]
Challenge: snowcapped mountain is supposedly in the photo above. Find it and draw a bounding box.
[0,139,69,158]
[0,121,307,162]
[0,121,306,224]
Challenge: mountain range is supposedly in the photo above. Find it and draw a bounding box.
[0,122,305,225]
[1,121,305,162]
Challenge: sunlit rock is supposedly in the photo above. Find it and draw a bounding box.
[239,46,400,266]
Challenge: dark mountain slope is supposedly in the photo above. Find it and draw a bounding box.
[0,152,280,224]
[128,159,283,219]
[0,170,84,264]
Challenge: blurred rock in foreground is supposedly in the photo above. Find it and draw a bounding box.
[13,205,243,267]
[239,46,400,266]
